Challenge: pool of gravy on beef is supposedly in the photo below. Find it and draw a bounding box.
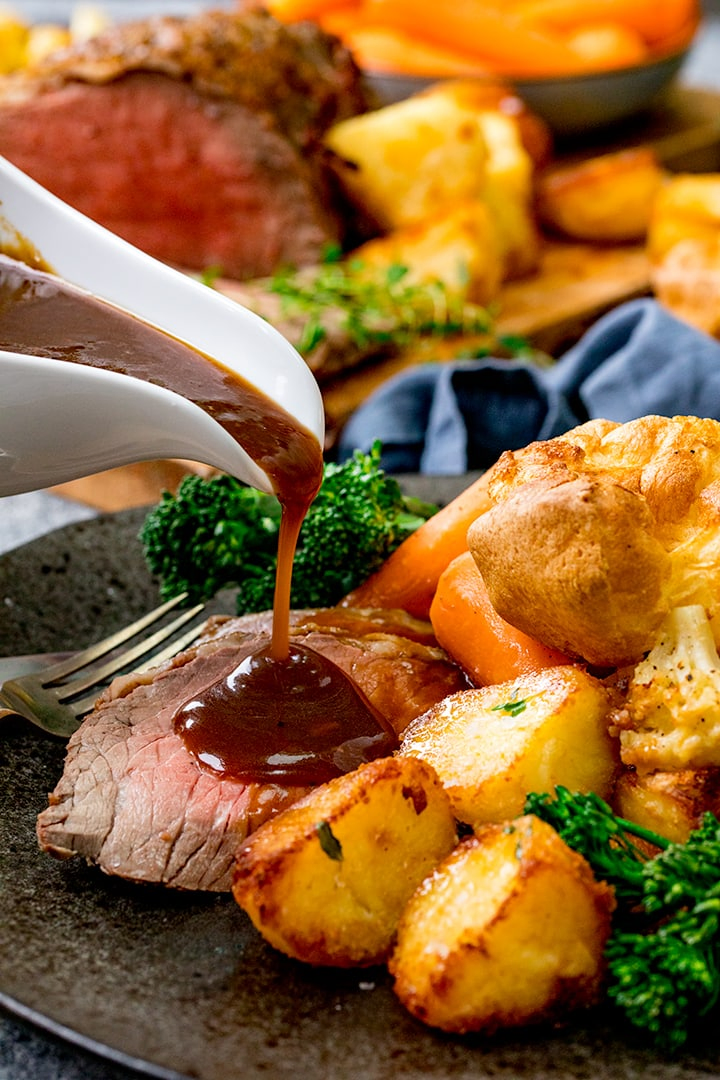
[0,255,465,888]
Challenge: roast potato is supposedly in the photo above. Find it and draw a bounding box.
[650,235,720,337]
[232,755,457,967]
[389,815,615,1034]
[648,175,720,335]
[324,82,489,230]
[399,666,618,825]
[536,147,665,243]
[648,173,720,264]
[351,199,503,304]
[614,765,720,845]
[475,103,540,279]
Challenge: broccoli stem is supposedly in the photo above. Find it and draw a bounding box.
[526,787,720,1051]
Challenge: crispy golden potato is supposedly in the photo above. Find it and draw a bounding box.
[399,666,618,826]
[232,755,457,967]
[648,173,720,264]
[24,23,71,66]
[325,80,538,220]
[482,175,540,281]
[324,82,489,230]
[325,80,540,287]
[351,200,503,304]
[536,147,665,243]
[650,235,720,337]
[434,78,553,172]
[648,176,720,333]
[0,9,28,73]
[614,765,720,845]
[475,104,540,280]
[468,415,720,667]
[389,815,614,1034]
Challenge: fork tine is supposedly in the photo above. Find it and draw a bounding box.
[55,601,206,700]
[68,617,209,717]
[40,592,191,682]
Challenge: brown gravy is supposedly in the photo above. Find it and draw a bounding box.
[0,254,397,781]
[175,641,397,784]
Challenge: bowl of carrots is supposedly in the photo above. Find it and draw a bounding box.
[262,0,701,134]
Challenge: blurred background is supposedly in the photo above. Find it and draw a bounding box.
[3,0,720,552]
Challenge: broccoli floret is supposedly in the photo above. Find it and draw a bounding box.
[139,443,436,612]
[138,474,281,602]
[527,786,720,1052]
[618,605,720,770]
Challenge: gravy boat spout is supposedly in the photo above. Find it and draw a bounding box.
[0,155,324,497]
[0,351,285,497]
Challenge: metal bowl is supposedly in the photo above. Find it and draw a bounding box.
[364,47,691,136]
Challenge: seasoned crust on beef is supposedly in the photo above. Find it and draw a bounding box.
[468,415,720,667]
[102,607,466,732]
[0,9,368,142]
[0,10,369,279]
[37,608,466,892]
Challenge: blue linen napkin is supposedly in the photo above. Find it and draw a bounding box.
[337,299,720,474]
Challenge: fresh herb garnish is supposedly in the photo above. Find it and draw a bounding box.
[491,697,527,717]
[267,258,495,355]
[317,820,343,862]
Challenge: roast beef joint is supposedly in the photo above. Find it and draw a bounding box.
[36,610,467,892]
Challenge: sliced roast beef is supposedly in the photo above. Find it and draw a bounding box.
[0,9,369,279]
[36,609,466,892]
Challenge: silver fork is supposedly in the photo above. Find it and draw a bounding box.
[0,593,208,738]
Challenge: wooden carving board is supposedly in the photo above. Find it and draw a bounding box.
[320,239,653,439]
[53,87,720,511]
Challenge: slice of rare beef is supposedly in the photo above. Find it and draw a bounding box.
[0,9,369,279]
[36,609,466,892]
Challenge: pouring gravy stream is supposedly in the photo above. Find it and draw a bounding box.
[0,254,397,782]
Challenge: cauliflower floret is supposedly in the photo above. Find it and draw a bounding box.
[615,605,720,770]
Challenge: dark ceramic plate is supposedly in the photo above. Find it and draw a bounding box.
[365,47,690,136]
[0,504,718,1079]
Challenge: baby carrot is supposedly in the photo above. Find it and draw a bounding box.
[513,0,698,48]
[564,22,649,68]
[430,551,571,685]
[341,471,495,620]
[265,0,359,22]
[363,0,590,75]
[337,26,491,76]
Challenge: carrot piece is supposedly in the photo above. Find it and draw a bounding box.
[430,551,571,685]
[513,0,698,48]
[647,10,701,55]
[265,0,360,22]
[318,9,367,35]
[337,26,492,76]
[341,472,495,620]
[362,0,590,76]
[564,21,649,68]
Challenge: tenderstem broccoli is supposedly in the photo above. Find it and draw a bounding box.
[526,786,720,1052]
[139,442,437,614]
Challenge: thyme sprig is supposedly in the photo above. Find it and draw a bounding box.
[268,255,496,355]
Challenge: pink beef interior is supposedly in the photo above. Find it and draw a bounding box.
[0,73,340,279]
[36,639,309,892]
[0,8,370,279]
[36,612,467,892]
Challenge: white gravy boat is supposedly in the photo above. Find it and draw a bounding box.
[0,155,325,497]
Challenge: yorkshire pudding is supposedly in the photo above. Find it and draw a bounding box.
[467,415,720,667]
